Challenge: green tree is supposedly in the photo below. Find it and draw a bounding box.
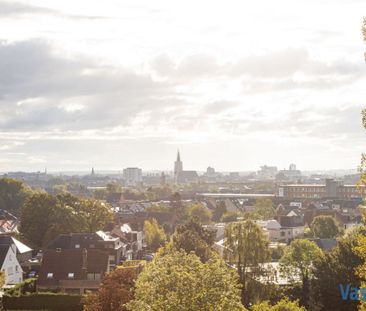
[144,218,166,251]
[0,177,30,216]
[280,239,322,308]
[213,201,227,222]
[188,203,212,224]
[172,217,215,262]
[254,199,274,220]
[83,267,136,311]
[221,211,240,222]
[252,298,305,311]
[311,215,339,239]
[19,192,59,247]
[75,199,113,232]
[126,249,246,311]
[0,270,5,288]
[312,228,363,311]
[224,220,271,306]
[20,193,113,247]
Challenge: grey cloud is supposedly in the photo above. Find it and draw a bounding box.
[0,40,175,131]
[0,1,56,17]
[151,48,364,89]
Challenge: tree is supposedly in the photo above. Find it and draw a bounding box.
[221,211,240,222]
[311,215,339,239]
[224,220,271,306]
[83,268,136,311]
[252,298,305,311]
[126,249,246,311]
[188,203,212,224]
[213,201,227,222]
[19,192,60,247]
[172,217,215,262]
[254,199,274,220]
[20,192,113,248]
[280,239,322,308]
[312,228,363,311]
[75,199,113,232]
[0,177,30,216]
[0,270,5,288]
[144,218,166,251]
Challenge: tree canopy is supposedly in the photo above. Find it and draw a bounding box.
[144,218,166,251]
[224,220,271,306]
[280,239,322,307]
[83,267,136,311]
[187,203,212,224]
[19,192,113,247]
[126,249,246,311]
[254,199,274,220]
[311,215,339,239]
[312,228,363,311]
[252,298,305,311]
[172,217,215,262]
[0,177,31,216]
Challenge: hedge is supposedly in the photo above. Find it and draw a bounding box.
[2,293,83,311]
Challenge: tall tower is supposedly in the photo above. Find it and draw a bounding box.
[174,151,183,184]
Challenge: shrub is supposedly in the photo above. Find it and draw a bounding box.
[2,292,82,311]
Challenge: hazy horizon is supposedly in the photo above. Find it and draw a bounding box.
[0,0,365,172]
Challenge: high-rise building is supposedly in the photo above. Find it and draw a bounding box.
[123,167,142,186]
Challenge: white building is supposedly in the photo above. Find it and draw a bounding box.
[0,244,23,285]
[123,167,142,186]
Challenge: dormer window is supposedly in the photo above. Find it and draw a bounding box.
[68,273,75,279]
[47,273,53,279]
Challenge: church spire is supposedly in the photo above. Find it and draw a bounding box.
[177,150,181,162]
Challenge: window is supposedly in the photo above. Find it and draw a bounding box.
[87,273,101,280]
[56,248,61,252]
[68,273,75,279]
[15,265,18,272]
[89,244,95,248]
[47,273,53,279]
[75,244,80,249]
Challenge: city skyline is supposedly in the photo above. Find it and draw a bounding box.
[0,0,365,172]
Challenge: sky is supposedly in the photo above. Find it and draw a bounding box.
[0,0,365,172]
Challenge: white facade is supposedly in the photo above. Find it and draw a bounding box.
[1,244,23,285]
[123,167,142,186]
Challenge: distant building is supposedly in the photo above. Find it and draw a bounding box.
[206,167,215,176]
[276,164,302,182]
[173,151,198,184]
[257,165,278,180]
[277,178,365,200]
[123,167,142,186]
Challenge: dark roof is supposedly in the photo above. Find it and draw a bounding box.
[46,233,103,250]
[0,244,10,265]
[177,171,198,183]
[313,238,337,251]
[0,235,32,255]
[38,249,109,287]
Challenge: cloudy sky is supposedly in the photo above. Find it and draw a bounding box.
[0,0,365,172]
